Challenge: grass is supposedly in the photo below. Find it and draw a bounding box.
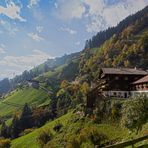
[35,64,66,81]
[11,112,72,148]
[11,112,128,148]
[0,87,49,119]
[11,111,148,148]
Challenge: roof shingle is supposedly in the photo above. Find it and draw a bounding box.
[133,75,148,84]
[102,68,147,75]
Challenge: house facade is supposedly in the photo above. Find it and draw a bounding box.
[98,68,147,98]
[86,68,148,108]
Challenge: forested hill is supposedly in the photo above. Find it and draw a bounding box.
[78,6,148,83]
[0,6,148,94]
[0,52,80,95]
[85,6,148,49]
[0,6,148,147]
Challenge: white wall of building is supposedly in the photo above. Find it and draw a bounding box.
[102,90,148,98]
[131,90,148,97]
[102,91,130,98]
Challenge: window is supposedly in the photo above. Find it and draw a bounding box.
[115,76,119,80]
[114,92,117,96]
[124,93,127,98]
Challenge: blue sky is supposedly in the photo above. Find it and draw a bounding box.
[0,0,148,79]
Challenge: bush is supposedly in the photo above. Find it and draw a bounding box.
[78,126,108,146]
[66,135,80,148]
[65,126,108,147]
[53,121,63,132]
[0,138,11,148]
[19,128,35,136]
[121,96,148,133]
[37,129,53,147]
[111,101,122,120]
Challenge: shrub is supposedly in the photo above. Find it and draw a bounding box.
[111,101,122,120]
[37,129,53,147]
[53,121,63,132]
[121,96,148,133]
[79,126,108,146]
[19,128,35,136]
[0,138,11,148]
[66,135,80,148]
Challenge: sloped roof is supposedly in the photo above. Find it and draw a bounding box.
[102,68,147,75]
[133,75,148,84]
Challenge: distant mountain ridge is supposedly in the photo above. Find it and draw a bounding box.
[0,52,80,95]
[0,6,148,94]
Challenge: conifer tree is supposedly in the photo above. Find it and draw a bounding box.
[20,103,33,130]
[1,121,9,138]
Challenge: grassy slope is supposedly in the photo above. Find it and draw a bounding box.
[11,111,148,148]
[0,87,49,118]
[35,64,66,80]
[11,113,72,148]
[11,112,128,148]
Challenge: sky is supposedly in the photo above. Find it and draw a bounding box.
[0,0,148,79]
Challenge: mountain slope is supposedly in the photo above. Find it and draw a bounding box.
[0,52,80,95]
[0,6,147,148]
[85,6,148,49]
[78,6,148,83]
[0,87,49,119]
[11,112,148,148]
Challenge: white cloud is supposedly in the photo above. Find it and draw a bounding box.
[83,0,148,32]
[84,0,105,15]
[56,0,148,32]
[28,32,44,41]
[36,26,43,33]
[0,1,26,22]
[28,0,40,8]
[56,0,85,20]
[60,27,77,35]
[0,70,19,79]
[0,50,53,78]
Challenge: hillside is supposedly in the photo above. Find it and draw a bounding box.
[0,87,49,121]
[0,52,80,95]
[11,112,148,148]
[0,5,148,148]
[0,6,147,93]
[78,6,148,83]
[85,6,148,49]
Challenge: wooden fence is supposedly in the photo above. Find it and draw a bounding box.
[103,134,148,148]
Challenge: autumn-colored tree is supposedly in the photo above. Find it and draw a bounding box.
[60,80,69,89]
[80,82,90,95]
